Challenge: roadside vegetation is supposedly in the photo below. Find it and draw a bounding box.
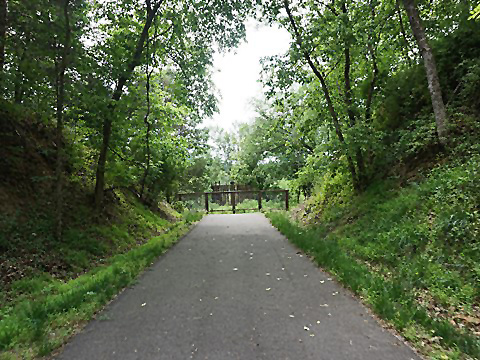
[267,150,480,359]
[0,103,204,358]
[1,0,479,359]
[0,210,202,359]
[207,2,480,359]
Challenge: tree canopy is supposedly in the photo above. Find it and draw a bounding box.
[209,0,480,202]
[1,0,479,231]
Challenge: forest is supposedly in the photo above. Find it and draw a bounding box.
[0,0,479,359]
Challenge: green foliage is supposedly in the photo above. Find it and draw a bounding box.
[272,152,480,358]
[302,170,354,223]
[469,5,480,20]
[238,0,480,200]
[181,210,204,224]
[0,0,258,212]
[0,188,185,307]
[0,209,202,358]
[393,114,438,157]
[268,207,480,359]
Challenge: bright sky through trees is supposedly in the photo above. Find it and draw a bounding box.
[204,20,290,131]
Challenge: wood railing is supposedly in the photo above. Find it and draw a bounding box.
[177,189,289,214]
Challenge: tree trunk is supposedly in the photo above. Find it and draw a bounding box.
[344,45,366,189]
[14,61,23,103]
[94,1,163,210]
[284,0,360,191]
[365,3,379,122]
[341,2,366,189]
[55,0,71,241]
[14,40,29,103]
[0,0,6,72]
[140,66,152,200]
[403,0,448,145]
[94,113,113,210]
[395,0,413,66]
[365,43,378,122]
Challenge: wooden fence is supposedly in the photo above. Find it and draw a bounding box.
[177,189,289,214]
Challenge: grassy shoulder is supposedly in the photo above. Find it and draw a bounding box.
[0,196,203,359]
[266,154,480,359]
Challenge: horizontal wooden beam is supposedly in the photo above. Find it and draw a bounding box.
[177,189,288,197]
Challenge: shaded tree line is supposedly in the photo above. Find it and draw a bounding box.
[231,0,480,198]
[0,0,255,238]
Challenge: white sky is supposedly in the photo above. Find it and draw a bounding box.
[203,20,291,131]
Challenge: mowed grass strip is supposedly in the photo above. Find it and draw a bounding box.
[0,213,202,359]
[266,212,480,360]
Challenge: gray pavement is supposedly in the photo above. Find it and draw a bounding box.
[55,214,420,360]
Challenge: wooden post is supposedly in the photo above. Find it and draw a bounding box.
[258,191,262,211]
[205,193,209,213]
[232,191,236,214]
[285,190,289,211]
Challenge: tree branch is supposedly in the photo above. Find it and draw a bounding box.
[284,0,359,190]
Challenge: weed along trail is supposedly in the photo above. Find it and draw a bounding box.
[55,214,420,360]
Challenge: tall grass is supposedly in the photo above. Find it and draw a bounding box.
[266,155,480,359]
[0,212,203,359]
[267,212,480,359]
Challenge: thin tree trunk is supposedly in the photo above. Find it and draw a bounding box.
[365,3,379,122]
[140,42,153,200]
[341,2,366,189]
[365,43,378,122]
[0,0,6,72]
[94,1,163,210]
[403,0,448,145]
[284,0,359,191]
[14,60,23,103]
[395,0,413,66]
[55,0,71,241]
[140,117,151,198]
[343,49,356,128]
[344,45,366,188]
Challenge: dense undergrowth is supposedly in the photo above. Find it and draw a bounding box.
[268,149,480,359]
[0,104,206,358]
[0,188,181,303]
[0,202,202,359]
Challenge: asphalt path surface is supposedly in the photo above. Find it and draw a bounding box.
[56,214,420,360]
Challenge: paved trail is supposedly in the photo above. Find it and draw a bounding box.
[56,214,420,360]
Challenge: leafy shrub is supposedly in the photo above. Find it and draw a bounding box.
[302,170,353,224]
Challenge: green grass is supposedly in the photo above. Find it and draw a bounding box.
[0,192,178,305]
[0,211,203,359]
[267,212,480,359]
[267,154,480,359]
[0,188,204,359]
